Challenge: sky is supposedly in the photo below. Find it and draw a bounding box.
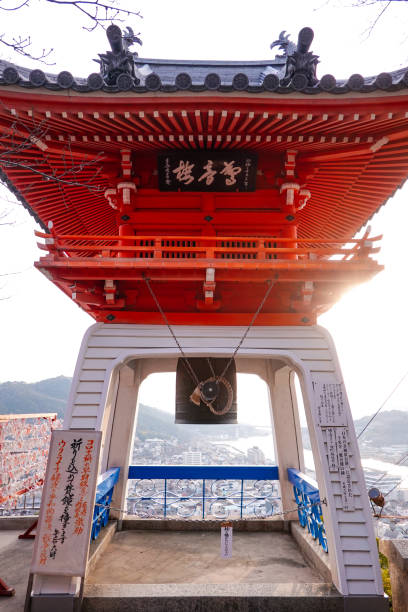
[1,0,408,426]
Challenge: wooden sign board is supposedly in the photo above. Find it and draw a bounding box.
[220,523,233,558]
[158,151,258,192]
[31,430,102,576]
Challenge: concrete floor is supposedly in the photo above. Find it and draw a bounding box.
[87,530,325,585]
[0,530,33,612]
[0,526,389,612]
[0,527,328,612]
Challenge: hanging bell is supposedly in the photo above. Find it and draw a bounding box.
[175,357,237,424]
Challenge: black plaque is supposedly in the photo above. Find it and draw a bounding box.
[158,151,257,192]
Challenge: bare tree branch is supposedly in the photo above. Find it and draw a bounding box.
[0,103,107,194]
[0,33,54,62]
[0,267,31,276]
[0,0,31,10]
[0,0,142,62]
[360,0,393,37]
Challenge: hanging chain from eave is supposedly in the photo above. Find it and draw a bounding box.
[143,274,200,387]
[143,274,277,388]
[217,278,277,381]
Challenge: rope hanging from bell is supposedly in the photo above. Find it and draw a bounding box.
[189,375,234,415]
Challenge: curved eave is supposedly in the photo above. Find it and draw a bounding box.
[4,82,408,111]
[2,85,408,241]
[0,166,48,232]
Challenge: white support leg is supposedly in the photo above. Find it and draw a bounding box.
[104,362,141,521]
[266,361,304,520]
[31,323,385,607]
[298,329,384,597]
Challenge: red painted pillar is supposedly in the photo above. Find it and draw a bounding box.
[118,223,134,258]
[283,218,298,260]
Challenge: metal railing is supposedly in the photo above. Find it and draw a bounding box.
[35,230,381,263]
[288,467,328,553]
[92,467,120,540]
[126,465,281,520]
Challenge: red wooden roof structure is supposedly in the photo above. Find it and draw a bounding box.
[1,26,405,325]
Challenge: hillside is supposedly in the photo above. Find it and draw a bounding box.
[136,402,261,441]
[0,376,265,440]
[1,376,407,446]
[0,376,71,417]
[354,410,408,445]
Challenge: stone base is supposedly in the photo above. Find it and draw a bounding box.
[83,583,389,612]
[30,594,77,612]
[291,521,331,583]
[121,518,289,532]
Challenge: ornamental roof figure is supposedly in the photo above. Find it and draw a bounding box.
[1,22,408,246]
[280,27,319,89]
[1,24,407,93]
[0,21,403,323]
[93,24,143,90]
[270,31,297,59]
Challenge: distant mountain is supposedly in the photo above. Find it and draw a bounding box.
[354,410,408,446]
[0,376,71,418]
[136,402,262,441]
[1,376,406,447]
[300,409,408,450]
[0,376,265,440]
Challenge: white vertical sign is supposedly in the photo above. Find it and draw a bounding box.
[313,381,355,512]
[314,382,348,427]
[326,427,339,472]
[31,430,102,576]
[220,523,233,558]
[335,427,354,511]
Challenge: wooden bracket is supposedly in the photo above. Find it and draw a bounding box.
[196,267,221,311]
[104,279,116,304]
[301,281,314,305]
[18,519,38,540]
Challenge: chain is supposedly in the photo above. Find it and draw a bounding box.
[207,357,216,377]
[143,274,277,406]
[218,278,277,381]
[95,495,326,521]
[143,274,200,387]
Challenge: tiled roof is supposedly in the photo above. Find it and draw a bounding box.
[1,55,407,95]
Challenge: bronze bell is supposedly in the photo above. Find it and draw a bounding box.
[175,357,237,424]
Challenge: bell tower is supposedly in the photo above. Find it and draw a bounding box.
[0,23,400,611]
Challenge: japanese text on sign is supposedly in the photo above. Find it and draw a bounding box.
[336,427,354,511]
[158,152,257,192]
[31,430,101,577]
[314,382,348,427]
[313,382,355,512]
[326,427,339,472]
[221,523,233,559]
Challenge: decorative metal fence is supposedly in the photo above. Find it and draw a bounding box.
[92,467,120,540]
[288,467,328,552]
[127,465,281,520]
